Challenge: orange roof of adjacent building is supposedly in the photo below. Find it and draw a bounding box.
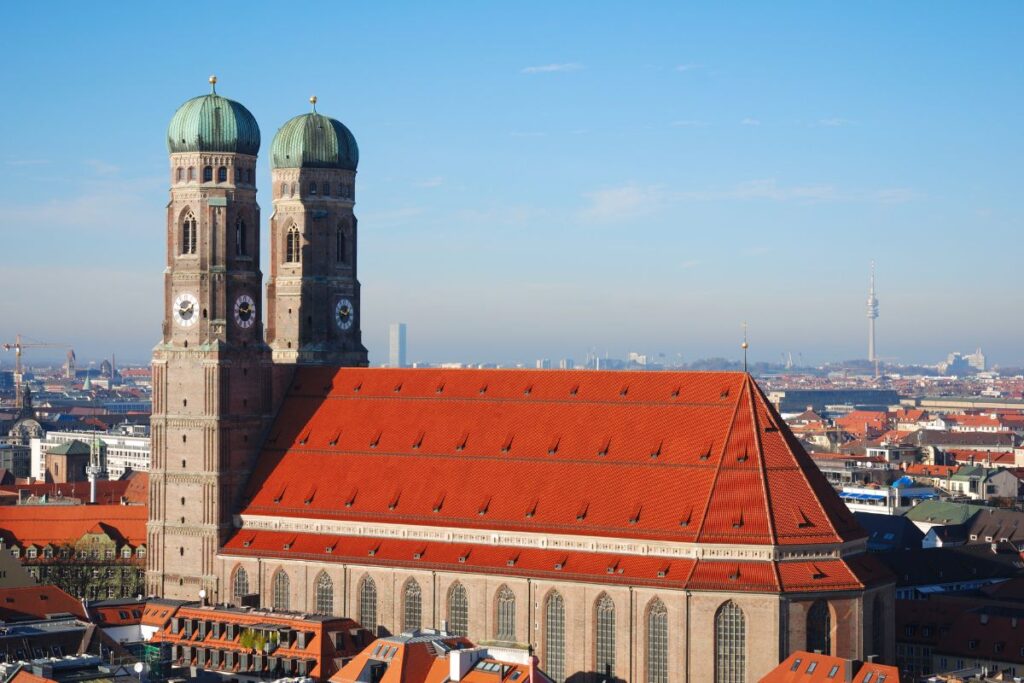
[239,368,864,548]
[0,503,147,547]
[0,585,86,621]
[760,651,899,682]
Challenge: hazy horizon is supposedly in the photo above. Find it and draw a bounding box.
[2,4,1022,366]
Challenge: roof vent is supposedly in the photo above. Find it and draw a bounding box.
[412,431,425,449]
[597,438,611,457]
[729,566,741,581]
[629,505,642,525]
[720,388,730,399]
[455,432,469,452]
[670,387,681,398]
[345,490,357,508]
[811,564,826,580]
[548,437,560,455]
[554,559,566,571]
[576,503,589,522]
[569,384,579,396]
[737,449,749,463]
[657,566,669,578]
[524,385,533,395]
[507,555,518,567]
[368,545,379,557]
[432,495,445,513]
[298,429,311,445]
[501,434,514,453]
[324,545,334,554]
[606,562,619,574]
[413,549,424,560]
[732,511,744,529]
[650,442,663,459]
[388,492,400,510]
[525,500,538,519]
[619,386,628,397]
[393,383,403,393]
[436,383,445,394]
[479,384,488,395]
[797,510,814,528]
[477,497,491,516]
[370,431,382,448]
[328,430,341,446]
[353,382,361,393]
[458,551,470,564]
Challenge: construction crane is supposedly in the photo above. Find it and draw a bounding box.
[1,334,68,409]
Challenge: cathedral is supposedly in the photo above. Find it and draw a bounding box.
[147,78,894,683]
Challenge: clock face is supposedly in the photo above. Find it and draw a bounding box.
[335,298,355,331]
[233,294,256,329]
[173,293,199,327]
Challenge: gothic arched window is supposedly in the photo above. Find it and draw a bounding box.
[807,600,832,655]
[544,592,565,683]
[272,569,289,611]
[403,578,422,632]
[203,166,213,182]
[359,575,377,632]
[647,599,668,683]
[336,225,346,263]
[285,226,301,263]
[232,566,249,601]
[217,166,227,183]
[714,600,745,683]
[448,582,469,636]
[181,211,197,255]
[315,572,333,615]
[872,594,885,660]
[235,218,247,256]
[496,585,516,641]
[595,593,616,678]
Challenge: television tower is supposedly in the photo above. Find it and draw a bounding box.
[867,261,879,362]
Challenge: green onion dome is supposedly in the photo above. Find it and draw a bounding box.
[271,99,359,171]
[167,77,260,156]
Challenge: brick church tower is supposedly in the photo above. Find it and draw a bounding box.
[147,77,273,601]
[266,96,368,369]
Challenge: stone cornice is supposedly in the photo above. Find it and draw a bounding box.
[236,514,867,562]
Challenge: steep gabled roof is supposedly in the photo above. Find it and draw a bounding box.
[0,504,147,546]
[241,368,863,547]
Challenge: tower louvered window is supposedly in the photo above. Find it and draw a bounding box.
[595,593,616,677]
[286,226,301,263]
[545,592,565,683]
[203,166,213,182]
[403,579,422,632]
[807,600,832,655]
[235,218,247,256]
[232,567,248,601]
[181,212,197,255]
[272,569,289,611]
[315,572,333,615]
[496,585,515,641]
[715,600,746,683]
[359,575,377,632]
[647,599,668,683]
[336,226,346,263]
[448,582,469,636]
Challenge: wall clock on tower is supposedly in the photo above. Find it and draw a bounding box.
[173,293,199,327]
[335,298,354,331]
[233,294,256,329]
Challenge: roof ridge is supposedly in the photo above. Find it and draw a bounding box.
[747,375,781,558]
[694,377,745,542]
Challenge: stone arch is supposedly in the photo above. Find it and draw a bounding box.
[807,599,833,655]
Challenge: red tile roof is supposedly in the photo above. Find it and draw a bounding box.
[0,479,140,505]
[0,585,86,621]
[760,651,898,682]
[222,529,881,593]
[0,504,147,547]
[241,368,863,548]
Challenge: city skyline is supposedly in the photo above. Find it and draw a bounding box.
[1,3,1022,365]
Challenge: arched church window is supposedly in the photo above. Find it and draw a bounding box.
[872,594,885,660]
[496,585,515,641]
[544,591,565,683]
[235,218,247,256]
[807,600,832,655]
[336,226,346,263]
[285,226,301,263]
[232,566,249,601]
[714,600,745,683]
[203,166,213,182]
[272,569,289,611]
[359,575,377,632]
[647,598,668,683]
[187,167,195,181]
[403,578,422,632]
[448,582,469,636]
[217,166,227,183]
[595,593,616,678]
[176,167,183,182]
[181,211,197,255]
[314,572,333,615]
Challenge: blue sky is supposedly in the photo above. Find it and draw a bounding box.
[1,3,1021,366]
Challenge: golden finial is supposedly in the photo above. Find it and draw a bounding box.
[209,75,218,94]
[310,95,318,112]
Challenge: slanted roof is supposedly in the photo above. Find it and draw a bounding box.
[903,500,987,525]
[0,585,87,621]
[46,440,90,457]
[0,504,146,547]
[241,368,864,548]
[762,651,898,682]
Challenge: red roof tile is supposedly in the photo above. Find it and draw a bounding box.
[0,585,86,621]
[0,504,147,547]
[241,368,863,548]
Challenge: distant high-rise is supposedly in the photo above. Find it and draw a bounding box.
[866,262,879,362]
[389,323,407,368]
